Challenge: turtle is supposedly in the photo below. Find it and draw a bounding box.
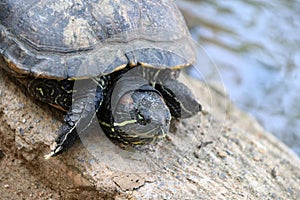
[0,0,201,158]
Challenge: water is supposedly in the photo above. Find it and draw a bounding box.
[177,0,300,155]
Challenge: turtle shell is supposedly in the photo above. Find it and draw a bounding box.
[0,0,196,79]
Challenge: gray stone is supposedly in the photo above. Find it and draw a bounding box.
[0,70,299,199]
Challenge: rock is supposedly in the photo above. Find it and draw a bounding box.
[0,69,299,199]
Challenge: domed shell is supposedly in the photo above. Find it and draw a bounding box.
[0,0,196,79]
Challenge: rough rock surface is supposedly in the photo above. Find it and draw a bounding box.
[0,69,299,199]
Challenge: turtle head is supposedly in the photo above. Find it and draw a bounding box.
[113,89,171,145]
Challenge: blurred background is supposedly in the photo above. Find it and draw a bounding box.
[177,0,300,156]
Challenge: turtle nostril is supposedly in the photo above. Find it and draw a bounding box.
[198,104,202,112]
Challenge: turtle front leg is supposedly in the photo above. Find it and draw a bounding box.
[45,81,103,158]
[44,111,80,159]
[154,79,202,119]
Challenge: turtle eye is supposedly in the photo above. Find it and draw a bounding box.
[137,112,144,120]
[135,109,150,125]
[137,111,146,125]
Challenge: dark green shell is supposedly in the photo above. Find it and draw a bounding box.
[0,0,196,79]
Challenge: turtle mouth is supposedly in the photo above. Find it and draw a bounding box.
[151,127,167,143]
[113,123,168,146]
[144,125,168,142]
[149,126,168,145]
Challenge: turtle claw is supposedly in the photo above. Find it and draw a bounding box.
[44,151,55,160]
[44,143,63,159]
